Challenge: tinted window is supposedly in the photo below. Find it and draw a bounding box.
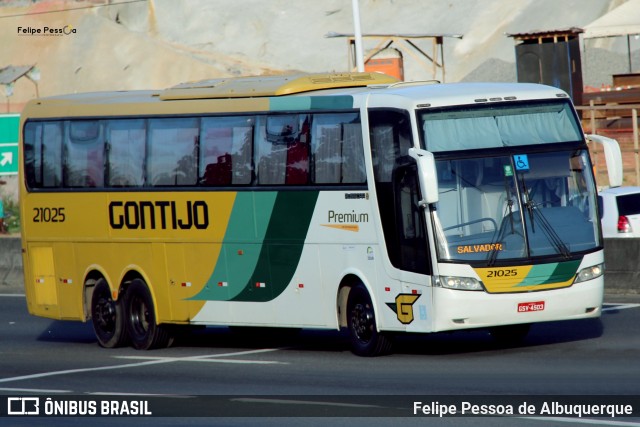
[24,111,365,190]
[148,118,199,186]
[65,120,104,188]
[617,193,640,216]
[107,119,146,187]
[200,116,253,186]
[24,121,63,188]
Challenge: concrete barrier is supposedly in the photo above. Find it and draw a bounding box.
[0,237,23,293]
[603,238,640,295]
[1,237,637,295]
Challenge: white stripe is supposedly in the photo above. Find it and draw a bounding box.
[232,397,381,409]
[0,387,70,393]
[88,392,192,397]
[520,416,640,426]
[602,303,640,313]
[0,348,283,384]
[115,356,285,365]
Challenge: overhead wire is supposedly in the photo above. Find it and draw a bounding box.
[0,0,147,19]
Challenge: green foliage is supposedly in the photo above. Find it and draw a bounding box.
[1,197,20,234]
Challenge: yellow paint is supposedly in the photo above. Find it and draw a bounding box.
[474,265,575,293]
[320,223,360,232]
[395,294,421,324]
[21,191,237,321]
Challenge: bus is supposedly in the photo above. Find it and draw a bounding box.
[19,72,622,356]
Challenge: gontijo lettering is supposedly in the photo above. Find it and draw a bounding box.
[109,200,209,230]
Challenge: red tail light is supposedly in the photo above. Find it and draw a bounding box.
[617,215,632,233]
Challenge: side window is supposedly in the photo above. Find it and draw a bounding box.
[256,114,309,185]
[312,113,365,184]
[106,119,146,187]
[24,121,63,188]
[65,120,104,188]
[597,195,604,220]
[148,118,199,186]
[394,165,429,274]
[23,122,42,188]
[200,116,253,186]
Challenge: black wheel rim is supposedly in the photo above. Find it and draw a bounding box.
[129,294,150,340]
[94,291,116,337]
[351,302,374,344]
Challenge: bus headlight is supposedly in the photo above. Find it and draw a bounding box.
[574,263,604,283]
[433,275,484,291]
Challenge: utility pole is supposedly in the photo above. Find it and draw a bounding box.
[351,0,365,72]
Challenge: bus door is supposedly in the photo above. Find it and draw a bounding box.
[369,109,432,331]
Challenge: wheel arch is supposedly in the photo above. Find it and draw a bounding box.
[82,265,152,322]
[336,270,378,329]
[82,266,110,322]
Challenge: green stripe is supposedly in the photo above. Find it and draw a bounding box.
[270,97,311,111]
[270,96,353,111]
[190,192,278,301]
[190,191,319,302]
[542,260,581,284]
[515,260,580,287]
[231,191,319,302]
[309,96,354,110]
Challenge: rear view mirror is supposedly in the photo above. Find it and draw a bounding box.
[586,134,623,188]
[408,147,439,205]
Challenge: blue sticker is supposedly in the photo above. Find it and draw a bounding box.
[514,154,530,171]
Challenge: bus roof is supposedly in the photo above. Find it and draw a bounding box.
[159,72,399,100]
[21,72,571,120]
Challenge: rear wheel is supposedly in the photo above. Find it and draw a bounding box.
[125,279,174,350]
[346,284,392,356]
[91,279,129,348]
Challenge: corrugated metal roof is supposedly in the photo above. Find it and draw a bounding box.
[0,65,35,85]
[506,27,584,39]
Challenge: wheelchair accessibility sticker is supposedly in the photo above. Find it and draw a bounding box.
[514,154,530,171]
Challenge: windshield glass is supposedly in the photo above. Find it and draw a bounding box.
[432,150,600,264]
[420,100,582,152]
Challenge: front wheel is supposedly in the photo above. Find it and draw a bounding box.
[91,278,129,348]
[346,284,392,357]
[125,279,174,350]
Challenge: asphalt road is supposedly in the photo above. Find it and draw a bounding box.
[0,293,639,427]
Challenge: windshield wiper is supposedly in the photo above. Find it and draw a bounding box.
[520,175,571,259]
[487,174,519,266]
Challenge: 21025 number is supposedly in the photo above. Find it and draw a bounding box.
[486,269,518,278]
[33,207,66,223]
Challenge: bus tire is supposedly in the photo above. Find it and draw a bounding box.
[91,278,129,348]
[125,279,174,350]
[346,284,392,357]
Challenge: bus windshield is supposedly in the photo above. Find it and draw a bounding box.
[430,149,600,264]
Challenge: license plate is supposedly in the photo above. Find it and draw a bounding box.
[518,301,545,313]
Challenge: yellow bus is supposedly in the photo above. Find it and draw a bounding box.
[19,72,619,356]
